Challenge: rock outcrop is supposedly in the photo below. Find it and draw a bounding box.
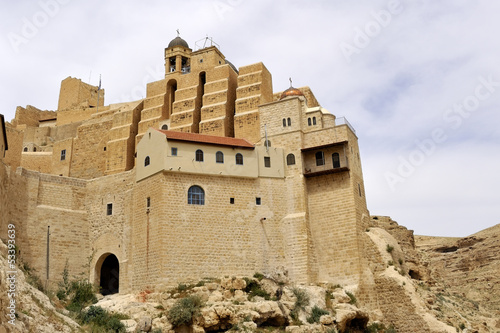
[0,240,79,332]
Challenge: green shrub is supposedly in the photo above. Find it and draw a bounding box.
[306,306,329,323]
[365,322,385,332]
[66,280,97,312]
[292,288,310,310]
[386,326,397,333]
[386,244,394,253]
[253,272,265,281]
[244,279,270,300]
[167,295,202,327]
[80,306,126,332]
[345,291,357,305]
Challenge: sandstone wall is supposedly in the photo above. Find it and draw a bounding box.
[131,172,294,291]
[70,116,113,179]
[87,170,135,293]
[58,77,104,110]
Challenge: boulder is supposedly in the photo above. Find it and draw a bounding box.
[137,316,152,332]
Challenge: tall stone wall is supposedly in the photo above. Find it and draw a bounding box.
[131,172,293,291]
[306,172,363,286]
[235,63,273,143]
[70,116,113,179]
[58,77,104,110]
[87,170,135,293]
[1,169,89,288]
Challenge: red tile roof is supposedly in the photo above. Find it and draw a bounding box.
[155,129,254,149]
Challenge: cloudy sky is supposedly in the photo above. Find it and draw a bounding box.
[1,0,498,237]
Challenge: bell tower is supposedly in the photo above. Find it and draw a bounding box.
[164,30,192,75]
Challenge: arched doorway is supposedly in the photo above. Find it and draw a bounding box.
[99,254,119,295]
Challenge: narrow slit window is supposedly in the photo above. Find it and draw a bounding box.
[106,203,113,216]
[264,156,271,168]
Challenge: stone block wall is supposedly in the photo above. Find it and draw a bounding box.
[131,172,293,291]
[70,117,113,179]
[87,170,135,293]
[306,172,363,285]
[4,169,90,288]
[106,102,143,175]
[235,63,273,143]
[20,152,53,173]
[58,77,104,110]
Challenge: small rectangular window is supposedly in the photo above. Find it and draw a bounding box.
[256,197,261,205]
[147,197,151,208]
[106,203,113,216]
[60,149,66,161]
[230,197,235,204]
[171,147,178,156]
[264,156,271,168]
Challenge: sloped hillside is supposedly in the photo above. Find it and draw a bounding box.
[0,239,79,332]
[416,224,500,332]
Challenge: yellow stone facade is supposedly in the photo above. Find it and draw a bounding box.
[0,35,371,298]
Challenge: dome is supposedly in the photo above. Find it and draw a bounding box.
[168,36,189,49]
[280,86,304,100]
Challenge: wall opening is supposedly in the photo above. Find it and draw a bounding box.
[98,254,119,295]
[167,79,177,118]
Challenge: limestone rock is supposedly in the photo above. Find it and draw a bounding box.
[320,314,334,325]
[253,301,287,326]
[121,319,138,332]
[137,316,152,332]
[335,304,369,332]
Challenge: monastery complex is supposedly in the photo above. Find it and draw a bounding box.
[0,35,373,302]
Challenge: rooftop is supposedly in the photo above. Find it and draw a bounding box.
[155,129,255,149]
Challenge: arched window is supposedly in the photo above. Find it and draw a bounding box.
[308,118,312,126]
[286,153,296,165]
[161,124,168,130]
[264,140,271,147]
[144,156,150,166]
[313,117,317,125]
[195,149,204,162]
[188,185,205,205]
[315,151,325,166]
[216,151,224,163]
[33,147,37,152]
[23,147,28,152]
[235,153,243,165]
[332,153,340,168]
[287,117,291,126]
[282,118,287,127]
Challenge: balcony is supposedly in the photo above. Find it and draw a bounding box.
[301,141,350,178]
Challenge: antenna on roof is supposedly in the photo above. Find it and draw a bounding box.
[195,36,220,51]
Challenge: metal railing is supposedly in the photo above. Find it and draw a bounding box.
[336,117,356,134]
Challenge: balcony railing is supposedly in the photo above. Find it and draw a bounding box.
[336,117,356,134]
[303,160,349,178]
